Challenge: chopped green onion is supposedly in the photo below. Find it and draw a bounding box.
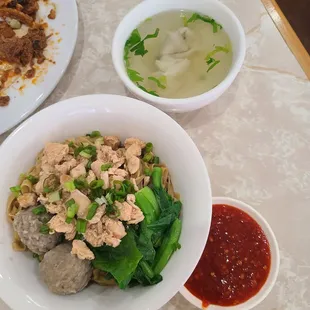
[43,186,52,193]
[67,203,79,219]
[145,142,153,153]
[27,175,39,184]
[48,191,61,203]
[95,196,107,205]
[79,150,92,159]
[90,179,104,189]
[76,219,87,234]
[65,217,73,224]
[32,205,46,215]
[101,163,113,171]
[105,192,114,205]
[86,131,102,138]
[106,204,120,218]
[144,168,152,176]
[66,198,76,207]
[64,180,76,192]
[207,60,220,72]
[86,202,99,220]
[75,233,84,240]
[39,224,50,235]
[143,153,154,162]
[86,160,92,170]
[153,156,160,164]
[68,141,75,148]
[10,185,21,197]
[74,177,88,190]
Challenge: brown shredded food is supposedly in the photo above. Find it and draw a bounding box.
[0,0,52,106]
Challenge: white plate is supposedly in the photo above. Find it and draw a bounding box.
[0,0,78,135]
[0,94,212,310]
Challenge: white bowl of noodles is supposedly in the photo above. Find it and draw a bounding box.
[0,94,212,310]
[112,0,246,113]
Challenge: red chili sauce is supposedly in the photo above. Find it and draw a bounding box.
[185,204,271,307]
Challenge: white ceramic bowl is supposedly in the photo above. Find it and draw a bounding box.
[112,0,246,113]
[0,94,212,310]
[180,197,280,310]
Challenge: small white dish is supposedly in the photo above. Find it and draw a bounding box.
[112,0,246,113]
[0,0,78,135]
[0,94,212,310]
[180,197,280,310]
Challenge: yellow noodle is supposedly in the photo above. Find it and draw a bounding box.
[92,269,116,286]
[12,231,26,252]
[20,179,33,194]
[6,194,20,223]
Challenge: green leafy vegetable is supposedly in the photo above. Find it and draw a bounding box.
[127,68,144,83]
[135,187,160,224]
[91,230,143,289]
[186,13,223,33]
[153,218,182,274]
[148,76,166,89]
[206,57,216,65]
[137,84,159,97]
[129,28,160,57]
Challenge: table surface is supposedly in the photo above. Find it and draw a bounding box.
[1,0,310,309]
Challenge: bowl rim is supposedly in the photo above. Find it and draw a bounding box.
[0,94,213,310]
[179,196,280,310]
[112,0,246,107]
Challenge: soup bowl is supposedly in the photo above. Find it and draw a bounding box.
[0,94,212,310]
[112,0,246,113]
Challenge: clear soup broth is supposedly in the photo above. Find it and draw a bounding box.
[124,10,233,99]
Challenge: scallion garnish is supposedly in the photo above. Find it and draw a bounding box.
[76,219,87,234]
[144,168,152,176]
[74,177,88,190]
[67,202,79,219]
[68,141,75,148]
[65,217,73,224]
[27,175,39,184]
[10,185,21,197]
[64,180,76,192]
[95,196,107,205]
[86,131,102,138]
[66,198,76,208]
[43,186,52,193]
[90,179,104,189]
[48,191,61,203]
[145,142,153,153]
[86,202,99,220]
[105,192,115,205]
[101,163,113,171]
[106,204,121,218]
[32,205,46,215]
[86,160,92,170]
[143,153,154,163]
[153,156,160,164]
[39,224,50,235]
[79,150,92,159]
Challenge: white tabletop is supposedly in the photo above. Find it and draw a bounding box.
[1,0,309,309]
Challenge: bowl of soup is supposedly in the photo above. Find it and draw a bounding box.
[112,0,246,113]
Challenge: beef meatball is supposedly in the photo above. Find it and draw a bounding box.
[39,243,92,295]
[13,206,61,255]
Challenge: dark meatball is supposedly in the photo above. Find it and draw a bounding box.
[13,206,61,255]
[39,243,92,295]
